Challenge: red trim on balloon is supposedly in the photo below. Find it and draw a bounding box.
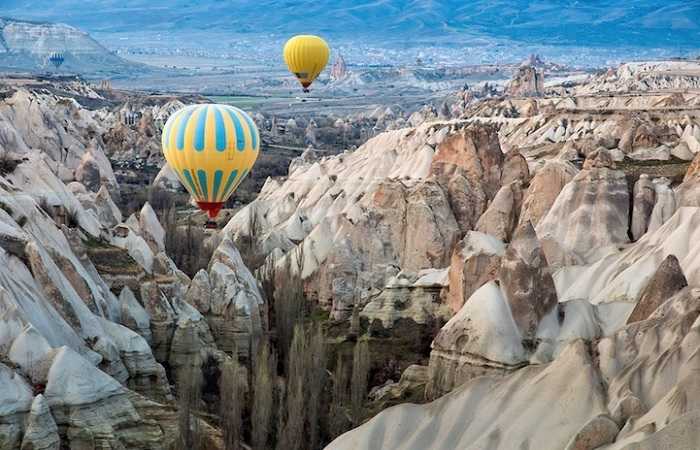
[196,201,223,219]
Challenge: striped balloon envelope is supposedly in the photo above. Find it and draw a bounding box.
[161,104,260,223]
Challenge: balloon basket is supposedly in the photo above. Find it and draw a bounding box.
[204,220,218,229]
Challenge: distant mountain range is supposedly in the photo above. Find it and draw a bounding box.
[2,0,699,49]
[0,17,148,76]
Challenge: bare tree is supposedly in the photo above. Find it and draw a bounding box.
[220,355,243,450]
[351,339,370,425]
[306,325,327,449]
[148,186,174,212]
[237,205,264,270]
[328,354,351,440]
[272,247,307,370]
[274,378,287,449]
[277,325,307,450]
[252,339,276,450]
[176,340,203,450]
[164,211,214,277]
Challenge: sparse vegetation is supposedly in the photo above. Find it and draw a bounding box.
[221,356,244,450]
[175,353,203,450]
[328,354,352,438]
[237,205,266,270]
[351,339,371,426]
[251,339,276,450]
[276,324,328,450]
[148,186,175,212]
[258,245,308,369]
[163,209,214,277]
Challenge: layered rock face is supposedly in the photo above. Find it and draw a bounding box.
[631,174,656,240]
[331,264,700,450]
[225,122,509,320]
[576,61,700,94]
[360,269,451,328]
[678,151,700,206]
[519,159,577,227]
[0,17,142,75]
[3,55,700,450]
[427,221,562,396]
[446,231,505,313]
[536,149,630,266]
[328,60,700,450]
[0,83,261,447]
[330,341,608,450]
[505,64,545,97]
[471,86,700,169]
[0,159,174,446]
[187,237,264,358]
[0,88,118,191]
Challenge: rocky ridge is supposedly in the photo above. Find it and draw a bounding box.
[0,80,262,449]
[218,60,700,449]
[2,58,700,449]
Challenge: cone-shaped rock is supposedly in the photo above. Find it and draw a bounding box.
[627,255,688,324]
[499,221,559,341]
[475,181,523,242]
[20,394,60,450]
[519,159,577,227]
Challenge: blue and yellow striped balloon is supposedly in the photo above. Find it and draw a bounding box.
[161,104,260,219]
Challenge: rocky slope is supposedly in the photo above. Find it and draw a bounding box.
[0,79,264,449]
[2,57,700,449]
[0,17,146,76]
[218,60,700,449]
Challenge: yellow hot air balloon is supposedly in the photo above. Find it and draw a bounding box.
[161,104,260,227]
[283,35,330,92]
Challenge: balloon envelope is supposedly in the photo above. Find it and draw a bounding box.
[48,52,64,68]
[161,104,260,218]
[283,35,330,91]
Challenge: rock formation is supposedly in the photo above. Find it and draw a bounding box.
[427,221,562,396]
[331,341,607,450]
[626,255,687,324]
[631,174,656,240]
[361,269,451,328]
[647,177,676,233]
[446,232,505,313]
[537,149,630,266]
[20,394,60,450]
[474,180,523,242]
[3,56,700,450]
[506,64,545,97]
[519,159,577,227]
[499,222,559,342]
[330,54,348,81]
